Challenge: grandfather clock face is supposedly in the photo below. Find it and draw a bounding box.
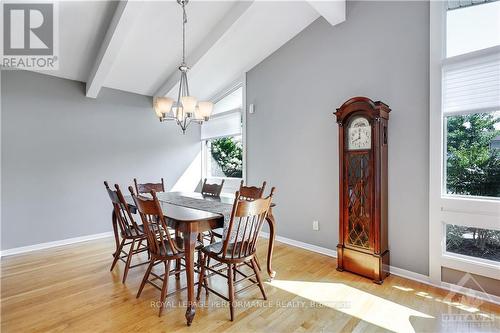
[347,116,371,150]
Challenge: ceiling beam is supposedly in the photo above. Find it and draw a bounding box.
[307,0,346,26]
[153,1,253,97]
[86,0,143,98]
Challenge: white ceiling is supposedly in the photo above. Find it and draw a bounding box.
[36,0,346,100]
[37,1,118,81]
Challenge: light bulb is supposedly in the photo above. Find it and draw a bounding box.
[181,96,197,114]
[153,97,174,118]
[198,101,213,120]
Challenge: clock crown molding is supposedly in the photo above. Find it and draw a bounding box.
[334,96,391,124]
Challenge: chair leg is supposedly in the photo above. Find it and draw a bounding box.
[206,233,215,268]
[175,259,181,280]
[251,258,267,300]
[227,263,235,321]
[137,260,154,298]
[158,260,171,317]
[196,253,208,300]
[110,239,125,271]
[254,254,262,271]
[122,239,136,283]
[136,238,143,251]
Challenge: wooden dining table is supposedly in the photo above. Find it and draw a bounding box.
[110,191,277,326]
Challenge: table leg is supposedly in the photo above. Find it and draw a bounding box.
[265,208,277,280]
[183,223,198,326]
[111,210,120,257]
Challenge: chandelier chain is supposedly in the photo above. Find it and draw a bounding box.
[182,2,187,65]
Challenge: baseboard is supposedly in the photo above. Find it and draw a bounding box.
[0,231,113,257]
[260,232,500,305]
[388,266,431,285]
[260,232,337,257]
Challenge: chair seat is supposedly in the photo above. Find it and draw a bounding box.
[201,241,252,260]
[156,236,204,258]
[211,228,223,238]
[121,224,145,238]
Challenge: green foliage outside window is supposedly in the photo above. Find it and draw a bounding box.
[210,137,243,178]
[445,112,500,261]
[446,112,500,197]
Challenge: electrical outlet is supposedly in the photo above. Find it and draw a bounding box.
[312,220,319,231]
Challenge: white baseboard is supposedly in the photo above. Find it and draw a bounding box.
[260,232,500,305]
[260,232,337,257]
[388,266,431,285]
[0,231,113,257]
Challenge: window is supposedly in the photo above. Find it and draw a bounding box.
[201,84,244,181]
[446,1,500,57]
[442,4,500,200]
[204,136,243,178]
[429,1,500,283]
[446,224,500,262]
[445,112,500,198]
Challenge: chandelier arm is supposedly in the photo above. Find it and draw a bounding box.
[185,71,190,96]
[176,72,183,111]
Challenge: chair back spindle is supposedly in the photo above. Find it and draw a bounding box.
[129,187,182,257]
[220,188,275,260]
[104,181,141,237]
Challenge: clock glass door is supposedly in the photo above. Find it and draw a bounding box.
[346,153,372,250]
[345,115,373,251]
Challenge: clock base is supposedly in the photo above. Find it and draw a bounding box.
[336,245,390,284]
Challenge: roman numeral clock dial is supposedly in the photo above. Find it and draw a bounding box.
[348,117,371,150]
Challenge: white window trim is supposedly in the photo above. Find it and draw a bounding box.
[429,2,500,283]
[201,76,247,184]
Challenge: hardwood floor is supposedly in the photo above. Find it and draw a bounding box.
[1,237,499,332]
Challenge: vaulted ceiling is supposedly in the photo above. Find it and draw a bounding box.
[36,1,345,101]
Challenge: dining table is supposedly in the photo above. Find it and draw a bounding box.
[110,191,277,326]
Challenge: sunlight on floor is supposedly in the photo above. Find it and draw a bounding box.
[393,286,414,292]
[268,280,434,333]
[394,285,482,314]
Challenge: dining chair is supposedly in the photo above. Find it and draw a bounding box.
[201,178,224,197]
[210,180,267,240]
[134,178,165,194]
[104,181,149,283]
[130,187,187,317]
[196,188,275,321]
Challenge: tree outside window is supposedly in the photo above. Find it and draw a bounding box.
[208,136,242,178]
[445,111,500,261]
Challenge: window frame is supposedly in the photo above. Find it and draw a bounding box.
[201,77,247,187]
[429,1,500,284]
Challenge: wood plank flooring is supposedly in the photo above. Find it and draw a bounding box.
[1,237,499,332]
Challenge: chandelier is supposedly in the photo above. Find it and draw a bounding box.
[153,0,213,133]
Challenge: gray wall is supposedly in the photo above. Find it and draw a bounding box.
[246,1,429,275]
[1,70,200,250]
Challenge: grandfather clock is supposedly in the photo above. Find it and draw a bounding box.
[334,97,390,284]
